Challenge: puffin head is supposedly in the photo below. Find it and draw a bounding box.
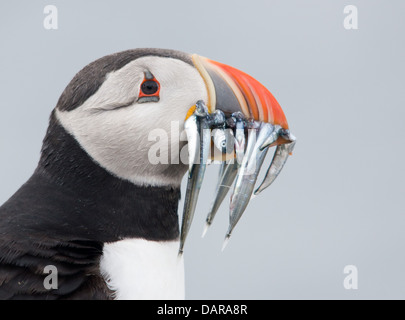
[53,48,296,251]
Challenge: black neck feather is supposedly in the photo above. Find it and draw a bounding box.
[32,112,181,242]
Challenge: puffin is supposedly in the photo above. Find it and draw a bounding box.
[0,48,295,300]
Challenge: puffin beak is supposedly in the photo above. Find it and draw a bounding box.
[179,55,296,254]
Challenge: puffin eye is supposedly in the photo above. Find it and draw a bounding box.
[138,72,160,103]
[141,80,159,95]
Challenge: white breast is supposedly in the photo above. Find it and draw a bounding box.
[100,239,185,300]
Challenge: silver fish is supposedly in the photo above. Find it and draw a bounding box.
[202,160,239,238]
[224,123,275,249]
[255,139,296,195]
[184,114,199,178]
[179,103,211,254]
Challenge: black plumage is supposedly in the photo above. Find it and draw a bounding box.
[0,49,185,299]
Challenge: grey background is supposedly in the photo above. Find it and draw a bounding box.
[1,0,404,299]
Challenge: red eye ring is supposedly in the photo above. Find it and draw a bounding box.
[139,76,160,99]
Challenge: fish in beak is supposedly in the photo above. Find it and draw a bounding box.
[179,55,296,254]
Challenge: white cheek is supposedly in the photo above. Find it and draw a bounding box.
[56,106,177,186]
[56,56,208,187]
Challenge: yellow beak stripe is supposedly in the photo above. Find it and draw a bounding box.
[185,105,196,121]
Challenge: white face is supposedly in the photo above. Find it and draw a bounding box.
[56,56,208,187]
